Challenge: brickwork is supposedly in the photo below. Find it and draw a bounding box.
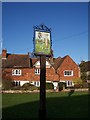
[2,50,80,83]
[57,56,79,80]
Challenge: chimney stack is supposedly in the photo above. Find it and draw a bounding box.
[2,49,7,59]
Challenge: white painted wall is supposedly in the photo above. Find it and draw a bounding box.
[34,60,51,68]
[53,82,58,90]
[20,81,30,86]
[14,80,30,86]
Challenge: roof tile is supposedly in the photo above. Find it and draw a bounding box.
[2,54,30,68]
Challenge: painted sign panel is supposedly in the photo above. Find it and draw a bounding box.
[34,31,51,56]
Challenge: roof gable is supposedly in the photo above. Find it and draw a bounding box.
[33,60,51,68]
[53,55,78,70]
[53,56,67,70]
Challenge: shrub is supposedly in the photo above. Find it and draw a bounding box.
[22,83,38,91]
[29,85,38,91]
[82,81,88,88]
[22,83,30,89]
[87,75,90,80]
[73,78,82,85]
[74,84,83,89]
[2,79,14,90]
[46,83,54,90]
[11,86,22,90]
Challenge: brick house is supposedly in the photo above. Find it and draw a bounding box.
[2,49,80,90]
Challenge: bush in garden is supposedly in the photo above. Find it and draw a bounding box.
[74,84,83,89]
[73,78,82,84]
[29,85,38,91]
[2,79,14,90]
[22,83,30,89]
[73,78,83,88]
[46,83,54,90]
[22,83,38,91]
[11,86,22,90]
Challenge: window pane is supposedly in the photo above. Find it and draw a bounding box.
[35,69,40,75]
[12,69,21,75]
[64,70,73,76]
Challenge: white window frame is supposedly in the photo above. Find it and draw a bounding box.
[64,70,73,76]
[12,69,22,76]
[14,81,21,86]
[66,81,73,87]
[35,69,40,75]
[34,81,40,87]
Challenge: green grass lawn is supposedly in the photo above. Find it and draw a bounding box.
[2,91,89,119]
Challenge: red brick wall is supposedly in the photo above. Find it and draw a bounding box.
[57,56,79,80]
[2,68,12,80]
[2,56,79,82]
[2,67,59,82]
[46,67,59,81]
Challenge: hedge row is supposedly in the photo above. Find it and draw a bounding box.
[2,80,54,90]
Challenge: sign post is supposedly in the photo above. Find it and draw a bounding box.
[33,24,52,119]
[39,55,46,119]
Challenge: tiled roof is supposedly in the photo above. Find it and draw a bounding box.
[31,58,39,66]
[53,56,67,70]
[31,56,69,70]
[2,49,73,70]
[2,54,31,68]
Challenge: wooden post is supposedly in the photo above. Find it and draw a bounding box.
[39,55,46,119]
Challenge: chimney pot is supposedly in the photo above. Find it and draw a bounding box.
[2,49,7,59]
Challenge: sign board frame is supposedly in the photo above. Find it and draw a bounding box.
[33,24,52,57]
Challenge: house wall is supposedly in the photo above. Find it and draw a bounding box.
[2,67,59,83]
[2,68,12,80]
[46,67,59,81]
[2,56,80,88]
[11,68,40,81]
[57,56,79,81]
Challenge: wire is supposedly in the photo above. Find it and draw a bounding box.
[60,31,88,41]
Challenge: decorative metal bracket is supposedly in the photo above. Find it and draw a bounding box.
[33,24,51,32]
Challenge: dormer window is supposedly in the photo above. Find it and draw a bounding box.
[12,69,22,76]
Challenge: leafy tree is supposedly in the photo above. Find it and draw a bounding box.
[80,72,87,81]
[87,75,90,80]
[2,79,14,90]
[79,61,87,81]
[79,61,86,72]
